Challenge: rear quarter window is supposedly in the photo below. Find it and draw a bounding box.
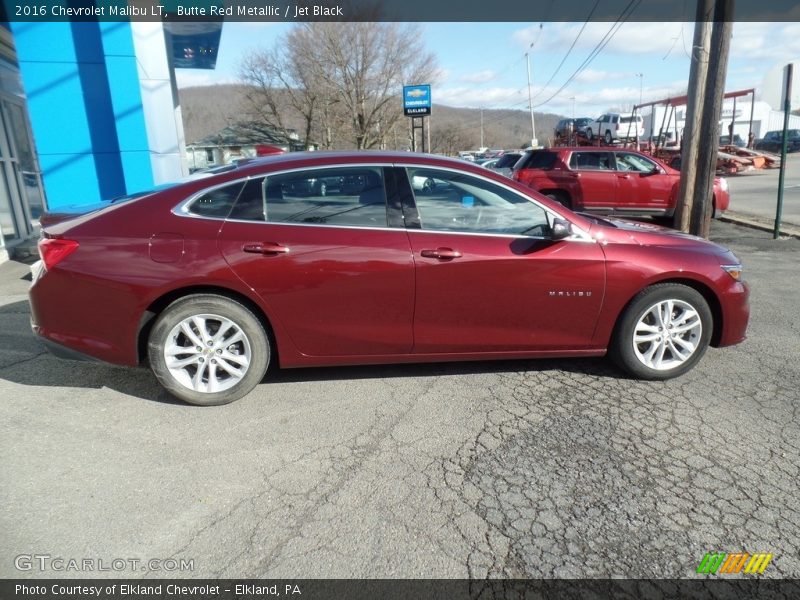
[187,181,245,218]
[516,151,557,170]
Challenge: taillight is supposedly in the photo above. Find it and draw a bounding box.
[38,238,79,270]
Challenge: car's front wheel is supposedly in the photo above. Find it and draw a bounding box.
[611,284,712,380]
[604,130,613,145]
[148,294,270,405]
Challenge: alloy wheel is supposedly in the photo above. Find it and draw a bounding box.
[163,313,252,393]
[632,299,702,371]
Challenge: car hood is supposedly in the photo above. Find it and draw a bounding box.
[588,217,731,254]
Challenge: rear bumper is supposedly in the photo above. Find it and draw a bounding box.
[28,267,141,367]
[32,326,103,363]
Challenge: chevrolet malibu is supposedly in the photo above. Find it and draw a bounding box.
[29,152,749,405]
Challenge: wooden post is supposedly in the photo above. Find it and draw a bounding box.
[674,0,714,232]
[690,1,734,239]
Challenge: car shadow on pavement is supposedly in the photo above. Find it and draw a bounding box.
[0,299,628,405]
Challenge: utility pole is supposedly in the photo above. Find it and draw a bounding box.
[689,0,734,239]
[480,107,484,148]
[636,73,644,105]
[526,46,538,148]
[674,0,714,232]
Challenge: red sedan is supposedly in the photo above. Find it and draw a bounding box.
[29,152,749,405]
[512,147,730,217]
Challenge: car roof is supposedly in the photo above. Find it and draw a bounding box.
[230,150,474,172]
[528,147,637,152]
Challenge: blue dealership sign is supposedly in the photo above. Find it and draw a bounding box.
[403,84,432,116]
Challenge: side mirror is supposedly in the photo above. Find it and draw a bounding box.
[551,218,572,240]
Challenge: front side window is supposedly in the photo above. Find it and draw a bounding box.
[614,152,657,173]
[569,152,612,171]
[263,167,388,227]
[406,167,550,237]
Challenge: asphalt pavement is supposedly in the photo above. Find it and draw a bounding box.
[727,152,800,228]
[1,221,798,579]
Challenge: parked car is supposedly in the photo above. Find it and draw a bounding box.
[30,151,748,405]
[753,130,800,153]
[285,174,344,197]
[555,117,594,138]
[480,158,500,169]
[719,134,746,148]
[512,147,730,218]
[588,113,645,144]
[486,152,522,177]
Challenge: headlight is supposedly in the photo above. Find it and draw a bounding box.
[718,177,729,191]
[722,264,743,281]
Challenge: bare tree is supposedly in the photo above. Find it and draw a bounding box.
[431,125,472,156]
[240,22,437,151]
[238,33,322,149]
[309,22,437,149]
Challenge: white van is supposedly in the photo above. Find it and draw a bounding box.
[589,113,645,144]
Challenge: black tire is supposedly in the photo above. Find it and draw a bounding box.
[422,178,435,194]
[610,284,712,380]
[604,130,613,145]
[544,191,572,210]
[148,294,270,406]
[318,182,327,197]
[586,129,594,141]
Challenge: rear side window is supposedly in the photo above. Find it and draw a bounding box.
[229,178,266,221]
[569,152,612,171]
[187,182,244,218]
[494,153,521,168]
[515,150,557,170]
[263,167,388,227]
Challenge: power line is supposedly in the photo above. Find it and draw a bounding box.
[529,0,600,103]
[532,0,642,110]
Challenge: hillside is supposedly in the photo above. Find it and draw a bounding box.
[178,84,564,151]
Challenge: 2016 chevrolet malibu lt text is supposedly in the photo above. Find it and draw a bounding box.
[29,152,749,405]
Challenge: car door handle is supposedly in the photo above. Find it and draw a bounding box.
[617,174,631,179]
[242,242,290,255]
[568,172,581,178]
[421,247,462,260]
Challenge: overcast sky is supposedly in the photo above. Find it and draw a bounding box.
[175,21,800,117]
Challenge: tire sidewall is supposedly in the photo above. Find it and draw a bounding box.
[612,284,712,380]
[148,295,270,406]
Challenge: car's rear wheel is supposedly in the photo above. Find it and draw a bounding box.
[611,284,712,380]
[544,191,572,210]
[148,295,270,406]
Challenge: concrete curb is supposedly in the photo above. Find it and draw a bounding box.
[718,212,800,240]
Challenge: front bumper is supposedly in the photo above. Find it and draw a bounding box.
[717,280,750,347]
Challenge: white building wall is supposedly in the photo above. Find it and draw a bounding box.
[130,22,187,184]
[643,99,800,141]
